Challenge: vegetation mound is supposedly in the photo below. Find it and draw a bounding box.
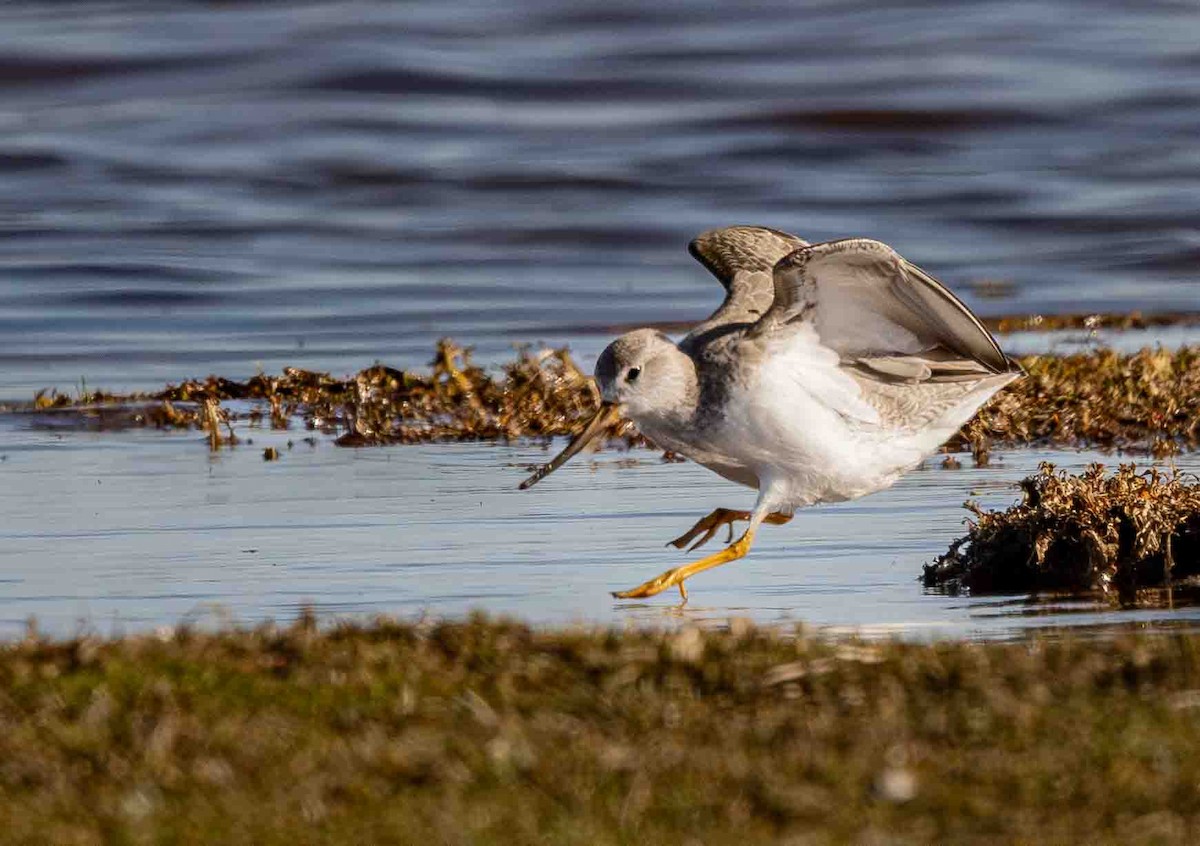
[925,463,1200,597]
[19,341,1200,458]
[28,340,637,450]
[958,347,1200,460]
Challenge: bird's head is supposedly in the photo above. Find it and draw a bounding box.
[519,329,690,490]
[593,328,683,417]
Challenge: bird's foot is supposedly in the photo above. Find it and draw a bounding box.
[667,508,749,552]
[614,530,756,601]
[668,509,793,552]
[612,565,690,600]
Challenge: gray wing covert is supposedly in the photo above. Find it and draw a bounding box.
[755,238,1020,381]
[683,226,808,343]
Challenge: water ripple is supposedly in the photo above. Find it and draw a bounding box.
[0,0,1198,398]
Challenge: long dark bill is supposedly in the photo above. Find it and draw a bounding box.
[519,403,621,490]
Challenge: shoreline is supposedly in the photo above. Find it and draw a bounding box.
[6,339,1200,458]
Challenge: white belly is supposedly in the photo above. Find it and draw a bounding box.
[637,393,912,506]
[633,328,1010,511]
[697,334,998,509]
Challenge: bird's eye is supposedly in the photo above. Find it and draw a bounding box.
[626,366,641,383]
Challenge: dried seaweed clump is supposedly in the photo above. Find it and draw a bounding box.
[925,463,1200,597]
[19,341,1200,457]
[161,340,637,448]
[621,309,1200,341]
[985,310,1200,334]
[17,340,635,450]
[330,341,636,446]
[951,346,1200,458]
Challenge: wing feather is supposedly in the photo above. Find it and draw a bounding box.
[685,226,808,339]
[758,238,1017,377]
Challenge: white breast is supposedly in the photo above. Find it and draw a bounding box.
[706,325,970,508]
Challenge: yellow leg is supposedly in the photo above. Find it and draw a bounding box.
[613,528,758,600]
[669,508,792,552]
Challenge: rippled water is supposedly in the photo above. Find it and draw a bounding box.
[4,412,1198,640]
[3,1,1200,638]
[2,0,1199,398]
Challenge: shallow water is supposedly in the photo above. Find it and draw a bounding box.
[4,1,1200,639]
[2,406,1195,639]
[2,0,1200,397]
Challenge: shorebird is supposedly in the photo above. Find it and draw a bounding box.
[520,226,1021,601]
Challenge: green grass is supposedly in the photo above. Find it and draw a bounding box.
[3,614,1200,844]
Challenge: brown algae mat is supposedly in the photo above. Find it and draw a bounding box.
[20,341,1200,459]
[5,615,1200,845]
[954,346,1200,460]
[27,340,641,450]
[616,308,1200,341]
[926,463,1200,598]
[984,309,1200,334]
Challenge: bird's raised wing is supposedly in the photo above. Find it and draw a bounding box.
[755,238,1017,380]
[684,226,808,341]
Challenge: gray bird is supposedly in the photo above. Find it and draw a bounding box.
[521,226,1021,601]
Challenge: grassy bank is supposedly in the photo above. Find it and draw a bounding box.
[3,615,1200,844]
